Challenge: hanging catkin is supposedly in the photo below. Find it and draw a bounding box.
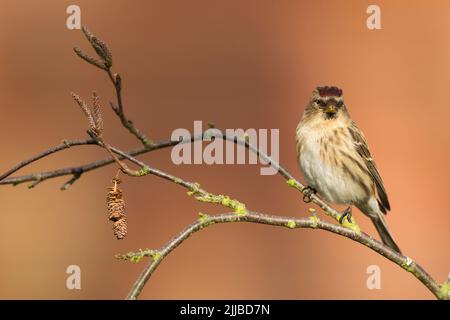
[106,177,127,239]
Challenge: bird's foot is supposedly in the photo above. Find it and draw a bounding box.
[339,206,353,224]
[301,186,317,203]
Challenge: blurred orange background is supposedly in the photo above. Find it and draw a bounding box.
[0,0,449,299]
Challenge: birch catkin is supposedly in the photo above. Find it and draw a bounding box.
[106,177,127,239]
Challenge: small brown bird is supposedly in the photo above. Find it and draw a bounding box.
[296,86,401,253]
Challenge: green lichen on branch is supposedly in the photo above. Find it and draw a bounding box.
[309,215,320,228]
[188,186,247,215]
[338,214,361,234]
[286,220,296,229]
[399,257,426,282]
[438,282,450,300]
[400,257,417,274]
[197,212,217,229]
[136,166,151,177]
[198,212,209,223]
[116,248,160,263]
[286,178,302,191]
[142,138,155,148]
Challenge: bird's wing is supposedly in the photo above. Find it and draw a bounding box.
[348,121,390,213]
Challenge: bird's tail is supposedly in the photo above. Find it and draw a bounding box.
[371,215,402,254]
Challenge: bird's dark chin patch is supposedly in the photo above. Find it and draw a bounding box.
[323,112,337,120]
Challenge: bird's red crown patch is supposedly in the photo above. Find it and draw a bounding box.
[317,86,343,97]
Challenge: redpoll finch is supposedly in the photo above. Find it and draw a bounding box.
[296,86,401,253]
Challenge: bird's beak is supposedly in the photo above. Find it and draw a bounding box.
[325,105,336,115]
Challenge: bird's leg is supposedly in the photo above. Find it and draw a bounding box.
[301,186,317,203]
[339,206,353,224]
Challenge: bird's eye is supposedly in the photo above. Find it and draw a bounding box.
[314,99,324,107]
[336,101,343,108]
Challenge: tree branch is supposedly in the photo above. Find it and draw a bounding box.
[0,135,196,187]
[118,210,446,300]
[0,139,95,182]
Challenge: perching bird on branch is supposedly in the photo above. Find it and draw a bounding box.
[296,86,401,253]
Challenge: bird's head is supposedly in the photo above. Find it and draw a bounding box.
[308,86,346,120]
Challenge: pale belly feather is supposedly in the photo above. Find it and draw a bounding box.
[298,129,368,205]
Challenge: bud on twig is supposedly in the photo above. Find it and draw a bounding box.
[73,47,107,70]
[114,73,122,90]
[81,26,113,68]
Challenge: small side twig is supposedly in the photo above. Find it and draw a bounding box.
[106,70,151,147]
[60,172,82,191]
[73,26,151,147]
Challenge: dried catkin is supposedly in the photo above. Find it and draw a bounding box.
[106,178,127,239]
[113,218,127,240]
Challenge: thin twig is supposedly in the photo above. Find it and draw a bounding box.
[74,26,150,146]
[0,139,95,182]
[106,69,151,147]
[60,172,82,191]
